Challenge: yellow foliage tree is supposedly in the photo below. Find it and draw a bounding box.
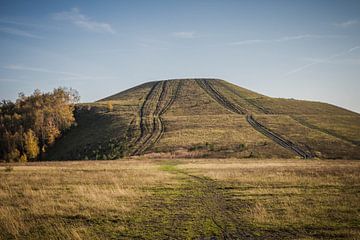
[107,101,113,112]
[24,129,39,160]
[19,154,27,163]
[0,87,79,162]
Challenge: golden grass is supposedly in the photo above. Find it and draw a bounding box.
[293,114,360,143]
[253,97,356,115]
[165,80,229,116]
[0,160,175,239]
[0,158,359,239]
[255,115,360,158]
[178,158,360,238]
[157,114,295,158]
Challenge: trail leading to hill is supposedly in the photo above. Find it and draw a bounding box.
[120,163,253,239]
[132,80,182,155]
[197,79,313,159]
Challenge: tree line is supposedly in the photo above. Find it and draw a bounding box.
[0,88,79,162]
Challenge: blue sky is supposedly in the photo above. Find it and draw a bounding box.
[0,0,359,112]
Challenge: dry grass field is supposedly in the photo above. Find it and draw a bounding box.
[1,158,359,239]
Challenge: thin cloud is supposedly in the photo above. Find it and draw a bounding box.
[172,31,196,39]
[284,46,360,76]
[0,19,55,30]
[4,64,84,77]
[0,27,42,39]
[0,78,28,83]
[56,76,119,82]
[334,20,359,28]
[348,46,360,52]
[3,64,117,82]
[303,57,360,65]
[230,34,344,46]
[53,8,116,34]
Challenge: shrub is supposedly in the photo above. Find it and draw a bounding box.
[107,102,113,112]
[4,165,13,172]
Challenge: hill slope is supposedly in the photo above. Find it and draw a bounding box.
[46,79,360,160]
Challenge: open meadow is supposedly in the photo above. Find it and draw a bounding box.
[2,1,360,239]
[1,158,359,239]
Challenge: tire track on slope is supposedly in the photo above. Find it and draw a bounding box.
[133,80,183,155]
[247,115,314,159]
[197,79,247,114]
[131,81,163,155]
[134,81,168,155]
[196,79,313,159]
[290,115,360,147]
[160,80,183,115]
[217,81,272,114]
[150,80,183,147]
[135,82,161,144]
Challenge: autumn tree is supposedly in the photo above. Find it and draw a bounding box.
[0,87,79,162]
[107,101,113,112]
[23,129,39,160]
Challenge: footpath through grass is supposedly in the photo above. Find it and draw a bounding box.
[120,162,251,239]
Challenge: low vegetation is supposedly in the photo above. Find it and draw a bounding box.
[1,158,359,239]
[45,104,131,160]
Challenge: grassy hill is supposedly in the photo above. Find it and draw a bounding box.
[46,79,360,160]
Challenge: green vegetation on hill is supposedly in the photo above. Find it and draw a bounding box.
[46,78,360,160]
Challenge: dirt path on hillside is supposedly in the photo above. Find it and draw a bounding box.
[197,79,247,114]
[131,81,163,155]
[217,81,272,114]
[131,80,182,155]
[196,79,313,159]
[247,115,313,158]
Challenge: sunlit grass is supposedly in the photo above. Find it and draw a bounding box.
[1,158,359,239]
[0,160,175,239]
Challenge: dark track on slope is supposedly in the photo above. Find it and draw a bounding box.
[135,81,161,144]
[137,81,169,154]
[247,115,314,158]
[159,80,183,115]
[132,80,182,155]
[197,79,247,114]
[217,81,272,114]
[150,80,183,147]
[197,79,313,159]
[290,115,360,147]
[131,81,163,155]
